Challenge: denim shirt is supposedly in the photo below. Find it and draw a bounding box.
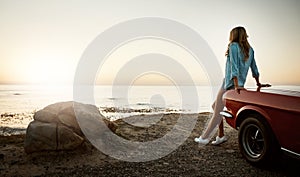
[224,42,260,90]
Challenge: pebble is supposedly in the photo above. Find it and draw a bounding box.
[226,149,235,153]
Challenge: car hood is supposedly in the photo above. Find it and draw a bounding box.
[246,86,300,97]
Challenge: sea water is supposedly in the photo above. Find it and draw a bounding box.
[0,84,299,133]
[0,85,300,135]
[1,84,300,115]
[0,84,214,135]
[0,85,215,116]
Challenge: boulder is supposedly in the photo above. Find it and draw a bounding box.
[33,101,82,135]
[25,121,57,152]
[25,101,117,154]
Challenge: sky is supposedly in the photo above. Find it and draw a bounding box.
[0,0,299,86]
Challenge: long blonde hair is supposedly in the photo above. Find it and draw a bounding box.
[225,26,251,60]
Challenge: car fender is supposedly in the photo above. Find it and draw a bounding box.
[236,105,272,128]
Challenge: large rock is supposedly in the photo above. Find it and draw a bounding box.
[33,101,82,135]
[24,101,117,154]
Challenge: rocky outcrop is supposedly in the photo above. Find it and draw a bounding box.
[24,101,117,154]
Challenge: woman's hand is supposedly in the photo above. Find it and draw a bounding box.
[235,86,246,94]
[257,83,272,87]
[256,83,271,91]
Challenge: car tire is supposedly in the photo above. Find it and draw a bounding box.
[238,115,279,165]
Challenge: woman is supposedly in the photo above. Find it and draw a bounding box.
[194,26,263,145]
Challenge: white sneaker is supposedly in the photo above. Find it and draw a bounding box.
[194,136,209,145]
[211,136,228,145]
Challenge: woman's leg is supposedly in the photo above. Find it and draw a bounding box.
[201,87,226,139]
[218,120,224,137]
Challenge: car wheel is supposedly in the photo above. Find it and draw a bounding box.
[238,115,278,165]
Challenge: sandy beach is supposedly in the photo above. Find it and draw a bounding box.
[0,112,299,177]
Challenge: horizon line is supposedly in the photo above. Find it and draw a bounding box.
[0,83,300,87]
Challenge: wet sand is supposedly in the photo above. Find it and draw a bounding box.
[0,113,299,176]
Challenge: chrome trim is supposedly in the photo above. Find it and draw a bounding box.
[220,111,233,118]
[281,147,300,157]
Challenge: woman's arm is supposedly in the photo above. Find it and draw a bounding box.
[250,49,260,79]
[255,76,271,88]
[229,43,239,81]
[254,76,261,86]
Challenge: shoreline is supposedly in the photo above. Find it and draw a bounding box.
[0,110,209,136]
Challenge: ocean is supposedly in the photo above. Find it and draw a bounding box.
[0,85,215,115]
[1,84,299,135]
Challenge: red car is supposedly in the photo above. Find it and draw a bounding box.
[221,86,300,165]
